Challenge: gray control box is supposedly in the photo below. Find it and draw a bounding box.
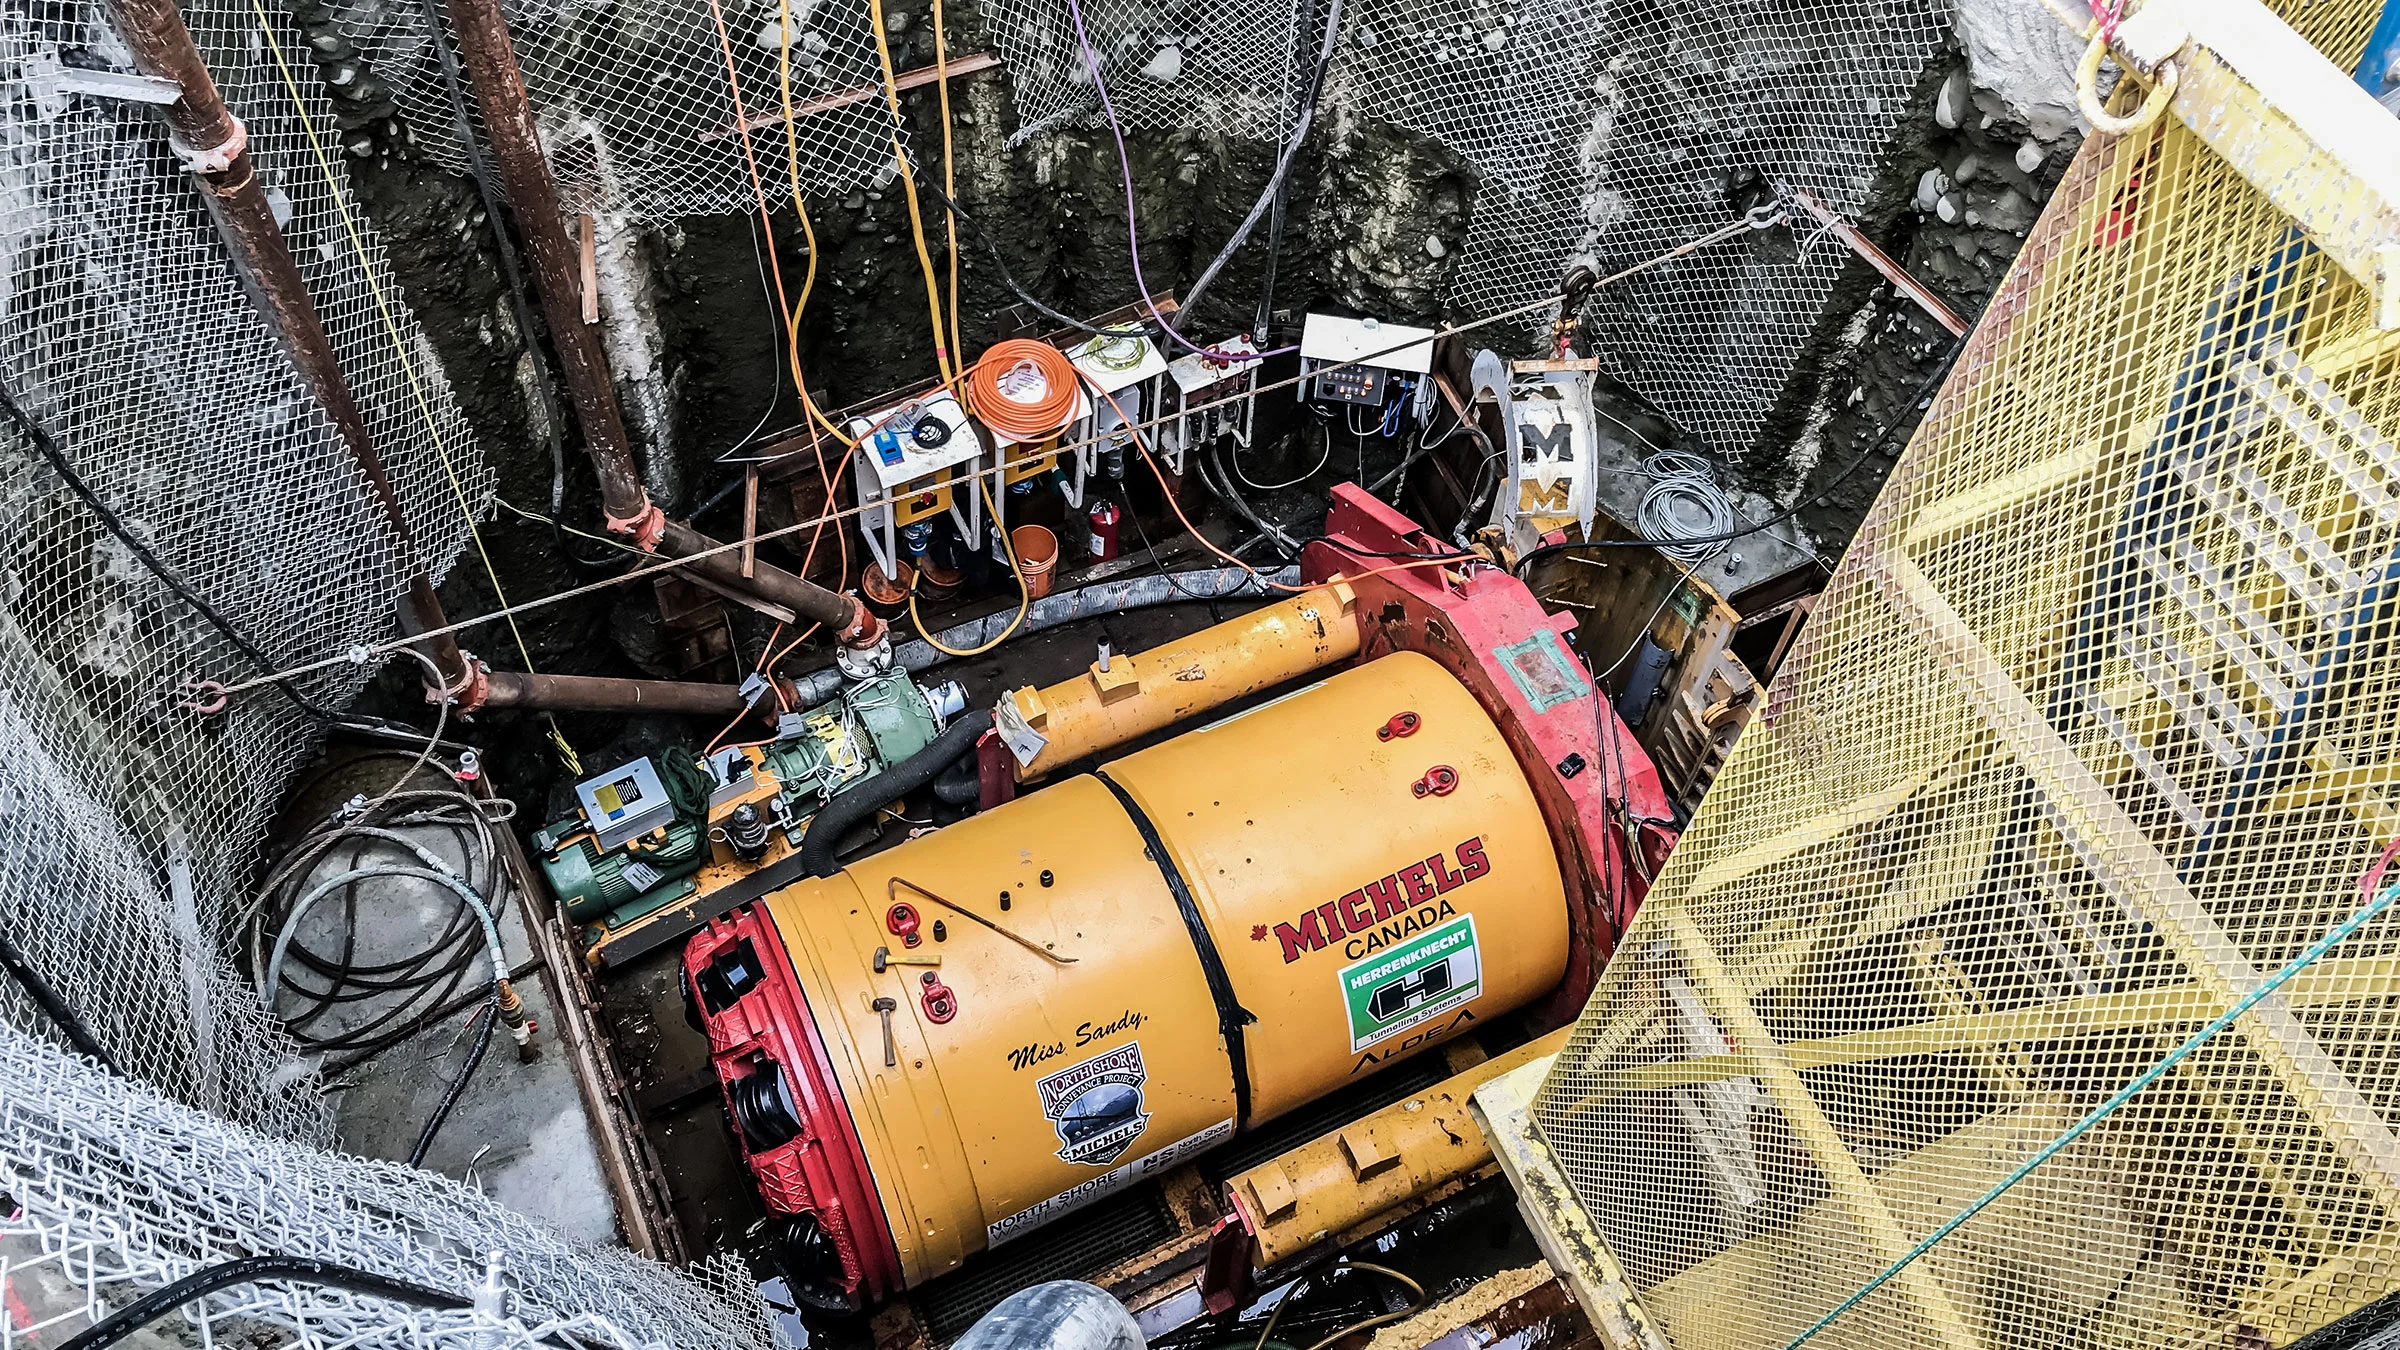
[576,757,674,852]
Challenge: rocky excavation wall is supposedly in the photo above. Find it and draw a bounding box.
[293,0,2088,695]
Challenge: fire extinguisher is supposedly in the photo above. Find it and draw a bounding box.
[1088,499,1122,562]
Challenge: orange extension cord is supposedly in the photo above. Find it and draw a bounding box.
[965,340,1082,443]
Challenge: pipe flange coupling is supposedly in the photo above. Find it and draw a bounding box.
[168,114,247,176]
[835,625,894,681]
[430,652,491,713]
[836,601,889,653]
[604,498,667,552]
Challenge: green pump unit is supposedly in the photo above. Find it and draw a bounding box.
[531,669,969,954]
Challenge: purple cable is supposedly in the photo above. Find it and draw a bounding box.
[1060,0,1299,360]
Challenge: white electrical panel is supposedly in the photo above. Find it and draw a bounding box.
[849,391,989,575]
[1298,313,1437,373]
[851,391,979,495]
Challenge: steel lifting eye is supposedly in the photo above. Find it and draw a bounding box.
[1412,765,1459,798]
[1378,711,1421,741]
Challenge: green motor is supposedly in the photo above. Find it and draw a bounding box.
[532,669,969,932]
[536,815,708,924]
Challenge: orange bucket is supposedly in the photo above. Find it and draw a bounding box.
[1010,524,1058,599]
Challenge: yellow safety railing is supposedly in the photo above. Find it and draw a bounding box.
[1509,2,2400,1348]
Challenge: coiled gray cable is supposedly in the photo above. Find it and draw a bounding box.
[1638,450,1735,565]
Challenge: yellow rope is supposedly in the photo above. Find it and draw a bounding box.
[930,0,962,365]
[908,476,1027,656]
[246,0,580,772]
[864,0,957,384]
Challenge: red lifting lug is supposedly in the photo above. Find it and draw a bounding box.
[1412,765,1459,798]
[1377,710,1422,741]
[886,902,923,949]
[920,972,958,1023]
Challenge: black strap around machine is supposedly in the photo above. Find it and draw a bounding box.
[1094,771,1256,1127]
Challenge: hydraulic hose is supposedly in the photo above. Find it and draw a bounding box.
[783,567,1298,707]
[799,708,994,877]
[932,755,982,807]
[57,1257,472,1350]
[260,865,504,1018]
[1173,0,1343,327]
[410,998,497,1167]
[0,927,116,1071]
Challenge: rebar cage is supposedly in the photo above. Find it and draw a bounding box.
[1525,2,2400,1347]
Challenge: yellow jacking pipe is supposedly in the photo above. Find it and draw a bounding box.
[1001,581,1361,780]
[1226,1025,1570,1267]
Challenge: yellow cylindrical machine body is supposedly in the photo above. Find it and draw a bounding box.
[758,652,1568,1287]
[1003,582,1361,779]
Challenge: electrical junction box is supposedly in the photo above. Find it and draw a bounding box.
[849,390,988,576]
[1065,329,1168,396]
[1028,330,1171,510]
[1068,331,1163,463]
[1167,334,1261,399]
[577,757,674,852]
[850,391,977,497]
[1162,335,1263,471]
[1312,364,1387,406]
[1298,312,1435,407]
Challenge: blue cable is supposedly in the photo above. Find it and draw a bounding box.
[1380,379,1412,438]
[1783,873,2400,1350]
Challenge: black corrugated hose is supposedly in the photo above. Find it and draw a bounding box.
[799,708,994,877]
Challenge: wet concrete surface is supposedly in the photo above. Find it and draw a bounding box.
[271,746,621,1246]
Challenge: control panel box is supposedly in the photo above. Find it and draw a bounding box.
[1310,363,1387,406]
[1298,312,1436,409]
[577,756,674,852]
[1162,335,1264,469]
[851,390,989,575]
[852,392,979,495]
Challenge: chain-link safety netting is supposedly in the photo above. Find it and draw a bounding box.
[320,0,1938,458]
[1351,0,1950,459]
[0,0,489,1139]
[0,1026,776,1350]
[1525,2,2400,1346]
[984,0,1307,143]
[331,0,911,217]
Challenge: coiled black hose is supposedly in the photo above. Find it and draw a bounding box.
[799,709,994,877]
[246,766,513,1065]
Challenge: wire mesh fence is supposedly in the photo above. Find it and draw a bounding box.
[1526,3,2400,1346]
[329,0,912,217]
[317,0,1940,462]
[0,1026,775,1350]
[983,0,1307,143]
[1356,0,1951,459]
[0,0,489,1141]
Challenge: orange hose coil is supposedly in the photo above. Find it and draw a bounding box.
[965,340,1081,443]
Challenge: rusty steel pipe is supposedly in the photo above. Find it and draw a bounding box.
[655,520,880,641]
[433,0,886,651]
[480,670,761,716]
[438,0,648,533]
[104,0,468,691]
